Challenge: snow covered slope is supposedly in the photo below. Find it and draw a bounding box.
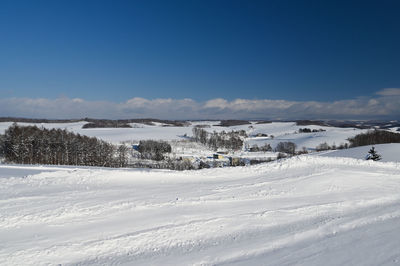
[1,156,400,265]
[319,143,400,162]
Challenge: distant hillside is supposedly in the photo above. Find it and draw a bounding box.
[319,143,400,162]
[0,117,398,130]
[0,117,83,123]
[0,117,188,128]
[295,119,400,129]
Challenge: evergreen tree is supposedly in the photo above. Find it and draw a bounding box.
[366,146,381,161]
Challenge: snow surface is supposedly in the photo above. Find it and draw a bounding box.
[1,156,400,265]
[320,143,400,162]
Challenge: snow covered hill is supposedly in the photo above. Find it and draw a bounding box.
[1,156,400,265]
[319,143,400,162]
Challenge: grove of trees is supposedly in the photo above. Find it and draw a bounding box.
[0,124,128,167]
[138,140,172,161]
[249,143,272,152]
[275,141,297,155]
[192,127,245,151]
[315,142,331,151]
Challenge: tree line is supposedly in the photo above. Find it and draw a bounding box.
[0,124,128,167]
[298,128,326,133]
[348,130,400,147]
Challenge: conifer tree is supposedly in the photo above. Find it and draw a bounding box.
[366,146,381,161]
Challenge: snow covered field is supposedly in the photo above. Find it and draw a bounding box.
[1,156,400,265]
[0,121,367,150]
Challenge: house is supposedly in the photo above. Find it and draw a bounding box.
[213,154,224,159]
[132,144,140,151]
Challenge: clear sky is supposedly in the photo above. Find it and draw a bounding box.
[0,0,399,119]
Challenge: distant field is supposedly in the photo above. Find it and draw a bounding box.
[0,120,372,150]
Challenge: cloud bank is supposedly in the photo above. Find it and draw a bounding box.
[0,88,399,120]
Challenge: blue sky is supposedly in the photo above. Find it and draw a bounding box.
[0,0,399,119]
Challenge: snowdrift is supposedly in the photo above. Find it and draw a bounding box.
[1,156,400,265]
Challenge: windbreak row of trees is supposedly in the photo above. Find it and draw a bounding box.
[348,130,400,147]
[249,143,272,152]
[298,128,326,133]
[192,127,245,151]
[82,122,132,128]
[0,124,128,167]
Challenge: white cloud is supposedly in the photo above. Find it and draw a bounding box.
[376,88,400,96]
[0,89,399,120]
[204,98,229,109]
